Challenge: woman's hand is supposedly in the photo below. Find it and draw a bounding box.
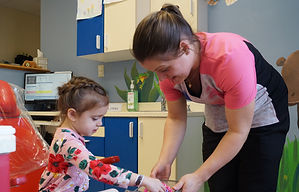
[173,173,204,192]
[150,161,172,180]
[141,176,166,192]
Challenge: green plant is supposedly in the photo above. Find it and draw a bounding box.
[277,137,299,192]
[115,62,162,102]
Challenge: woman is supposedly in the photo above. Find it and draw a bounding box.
[132,4,289,192]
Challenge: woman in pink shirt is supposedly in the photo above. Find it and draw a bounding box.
[39,76,166,192]
[132,4,289,192]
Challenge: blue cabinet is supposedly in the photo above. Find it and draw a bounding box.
[76,0,139,62]
[85,134,105,191]
[85,117,138,192]
[77,1,104,56]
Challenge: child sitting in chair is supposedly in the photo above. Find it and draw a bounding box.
[39,76,166,192]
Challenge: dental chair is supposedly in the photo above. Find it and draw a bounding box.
[0,80,49,192]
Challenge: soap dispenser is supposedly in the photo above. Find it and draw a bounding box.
[127,80,138,111]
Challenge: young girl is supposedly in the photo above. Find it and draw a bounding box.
[39,76,166,192]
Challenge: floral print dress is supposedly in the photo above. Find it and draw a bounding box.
[39,128,133,192]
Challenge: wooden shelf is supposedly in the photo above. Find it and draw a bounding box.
[33,120,60,127]
[0,63,50,72]
[28,111,60,116]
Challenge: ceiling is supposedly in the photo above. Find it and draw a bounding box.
[0,0,40,16]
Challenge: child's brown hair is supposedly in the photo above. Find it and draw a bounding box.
[57,76,109,122]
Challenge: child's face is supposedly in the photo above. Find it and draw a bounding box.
[73,105,108,136]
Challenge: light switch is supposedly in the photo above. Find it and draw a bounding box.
[98,64,104,77]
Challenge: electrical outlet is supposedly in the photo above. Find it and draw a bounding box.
[98,64,104,77]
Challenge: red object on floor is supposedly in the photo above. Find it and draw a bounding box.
[0,154,10,192]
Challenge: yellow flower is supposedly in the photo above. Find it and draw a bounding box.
[53,173,61,178]
[136,73,149,89]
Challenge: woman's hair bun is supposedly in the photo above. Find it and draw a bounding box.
[160,4,183,18]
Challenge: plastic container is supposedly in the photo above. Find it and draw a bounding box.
[127,80,138,111]
[0,125,16,154]
[33,57,48,69]
[0,125,16,192]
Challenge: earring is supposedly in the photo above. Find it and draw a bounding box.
[184,47,189,54]
[180,41,190,54]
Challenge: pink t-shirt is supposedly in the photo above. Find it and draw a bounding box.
[160,32,258,132]
[160,32,257,109]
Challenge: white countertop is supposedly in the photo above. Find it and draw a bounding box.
[28,110,204,118]
[107,111,203,117]
[28,102,205,118]
[28,103,205,127]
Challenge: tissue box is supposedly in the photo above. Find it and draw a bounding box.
[33,57,48,69]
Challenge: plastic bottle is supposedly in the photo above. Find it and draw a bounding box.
[127,80,138,111]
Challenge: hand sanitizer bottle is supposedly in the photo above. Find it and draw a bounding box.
[127,80,138,111]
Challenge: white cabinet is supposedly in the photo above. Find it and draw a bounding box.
[78,0,150,62]
[104,0,136,53]
[138,117,177,180]
[138,116,205,192]
[104,0,151,53]
[77,0,207,62]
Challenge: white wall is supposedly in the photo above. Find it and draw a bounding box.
[0,6,40,63]
[0,6,40,87]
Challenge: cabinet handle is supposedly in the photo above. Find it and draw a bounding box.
[84,140,90,143]
[104,34,108,51]
[190,0,193,16]
[129,121,133,138]
[138,121,143,139]
[96,35,101,49]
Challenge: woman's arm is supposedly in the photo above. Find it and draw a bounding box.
[151,96,188,179]
[174,100,255,192]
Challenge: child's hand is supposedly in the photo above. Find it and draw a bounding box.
[141,176,166,192]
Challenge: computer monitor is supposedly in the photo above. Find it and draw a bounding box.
[24,71,72,111]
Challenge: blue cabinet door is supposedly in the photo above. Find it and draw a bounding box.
[85,117,138,192]
[88,178,105,192]
[84,136,105,157]
[104,117,138,192]
[77,2,104,56]
[84,135,105,192]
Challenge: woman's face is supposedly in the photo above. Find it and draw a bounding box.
[142,40,198,85]
[142,51,195,85]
